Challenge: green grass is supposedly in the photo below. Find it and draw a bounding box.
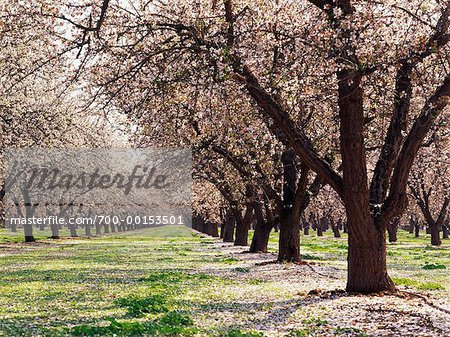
[0,226,448,336]
[264,228,450,293]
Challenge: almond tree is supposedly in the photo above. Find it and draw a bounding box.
[47,0,450,293]
[409,130,450,246]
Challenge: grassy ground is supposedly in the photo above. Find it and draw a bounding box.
[0,226,449,336]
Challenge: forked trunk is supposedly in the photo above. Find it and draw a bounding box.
[338,73,394,293]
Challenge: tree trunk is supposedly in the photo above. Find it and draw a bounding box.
[303,225,309,235]
[235,190,254,246]
[408,220,414,234]
[249,223,272,253]
[331,223,341,238]
[51,222,60,239]
[442,224,449,239]
[343,222,348,233]
[387,217,399,243]
[316,217,324,237]
[277,149,301,262]
[278,210,300,262]
[24,224,35,242]
[249,201,272,253]
[338,72,395,293]
[220,222,225,239]
[69,223,78,237]
[207,222,219,237]
[414,223,420,237]
[222,210,235,242]
[430,223,441,246]
[85,224,91,236]
[346,211,394,293]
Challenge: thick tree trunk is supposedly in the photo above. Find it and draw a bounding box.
[430,223,441,246]
[346,213,395,293]
[338,73,395,293]
[278,210,300,262]
[234,222,248,246]
[249,223,272,253]
[249,201,272,253]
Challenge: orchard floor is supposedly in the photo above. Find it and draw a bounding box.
[0,226,449,337]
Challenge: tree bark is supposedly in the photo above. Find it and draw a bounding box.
[234,187,254,246]
[207,222,219,237]
[222,209,235,242]
[277,149,301,262]
[249,201,272,253]
[338,72,395,293]
[387,217,399,243]
[414,223,420,237]
[430,223,442,246]
[50,222,60,239]
[69,223,78,237]
[331,221,341,238]
[24,224,35,242]
[278,211,300,261]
